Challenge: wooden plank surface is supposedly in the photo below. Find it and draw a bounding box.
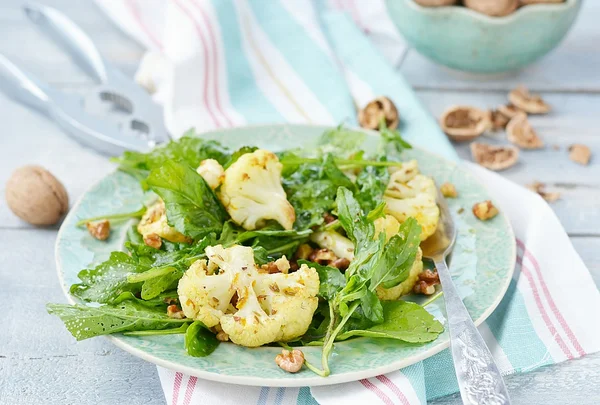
[0,0,598,404]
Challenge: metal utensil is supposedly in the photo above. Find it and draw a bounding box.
[0,3,170,155]
[421,189,512,405]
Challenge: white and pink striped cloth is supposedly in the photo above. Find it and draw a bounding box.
[94,1,600,404]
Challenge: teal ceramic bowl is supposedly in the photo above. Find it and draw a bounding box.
[385,0,581,73]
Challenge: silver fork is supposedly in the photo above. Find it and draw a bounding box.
[421,188,512,405]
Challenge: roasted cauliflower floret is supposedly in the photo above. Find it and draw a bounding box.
[310,230,355,261]
[137,200,191,244]
[218,150,295,230]
[197,159,224,190]
[384,160,439,241]
[178,259,236,327]
[374,215,401,242]
[177,244,319,347]
[376,247,424,300]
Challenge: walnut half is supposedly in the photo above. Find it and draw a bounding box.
[413,269,440,295]
[358,96,399,130]
[440,106,491,141]
[470,143,519,171]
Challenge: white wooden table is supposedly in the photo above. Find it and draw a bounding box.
[0,1,598,404]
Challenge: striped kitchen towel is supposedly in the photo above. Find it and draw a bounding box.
[95,1,600,404]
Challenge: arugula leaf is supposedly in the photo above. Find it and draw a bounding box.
[141,270,182,300]
[185,321,220,357]
[337,301,443,343]
[354,160,390,213]
[284,157,356,230]
[359,289,384,324]
[47,301,188,341]
[146,161,227,239]
[378,119,412,157]
[114,131,230,180]
[317,126,366,155]
[298,260,346,301]
[373,218,422,290]
[70,252,144,304]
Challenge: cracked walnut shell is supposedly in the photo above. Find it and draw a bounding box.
[470,143,519,171]
[358,96,399,130]
[506,113,544,149]
[464,0,518,17]
[440,106,491,141]
[569,144,591,166]
[5,165,69,225]
[508,86,551,114]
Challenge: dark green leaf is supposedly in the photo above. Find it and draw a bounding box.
[70,252,144,304]
[298,260,345,301]
[337,301,443,343]
[317,126,366,155]
[141,269,183,300]
[374,218,422,290]
[46,301,188,341]
[185,321,220,357]
[146,161,227,239]
[354,159,390,213]
[360,289,384,324]
[114,131,230,181]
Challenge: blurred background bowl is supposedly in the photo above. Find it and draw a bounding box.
[385,0,581,74]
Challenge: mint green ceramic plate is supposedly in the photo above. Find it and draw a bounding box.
[55,124,515,387]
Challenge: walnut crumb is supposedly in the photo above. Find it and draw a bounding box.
[413,269,440,296]
[526,182,560,203]
[143,233,162,249]
[440,182,458,198]
[86,220,110,241]
[569,144,591,166]
[275,349,304,373]
[472,200,499,221]
[166,305,185,319]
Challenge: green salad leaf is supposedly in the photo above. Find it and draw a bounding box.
[354,159,390,213]
[337,301,444,343]
[147,160,227,239]
[47,301,188,341]
[70,252,144,304]
[113,131,230,181]
[185,321,220,357]
[298,260,346,301]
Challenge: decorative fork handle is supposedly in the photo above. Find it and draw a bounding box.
[434,257,512,405]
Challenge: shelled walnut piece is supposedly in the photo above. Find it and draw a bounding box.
[358,96,399,130]
[5,165,69,225]
[440,106,491,141]
[470,143,519,171]
[473,200,499,221]
[86,220,110,241]
[506,113,544,149]
[275,349,305,373]
[413,269,440,295]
